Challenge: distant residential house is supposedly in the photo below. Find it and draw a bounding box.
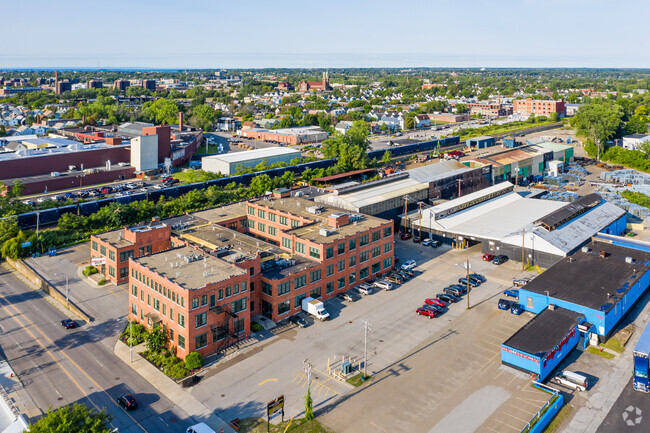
[241,121,259,129]
[15,125,35,135]
[31,125,53,135]
[379,113,404,130]
[256,118,280,129]
[413,114,431,128]
[328,108,346,117]
[335,121,354,134]
[622,133,650,151]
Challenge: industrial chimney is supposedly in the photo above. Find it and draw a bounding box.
[178,112,184,132]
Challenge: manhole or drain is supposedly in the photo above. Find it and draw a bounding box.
[58,397,63,400]
[115,377,120,380]
[221,394,225,397]
[379,339,384,343]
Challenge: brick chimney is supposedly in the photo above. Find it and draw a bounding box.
[178,112,183,132]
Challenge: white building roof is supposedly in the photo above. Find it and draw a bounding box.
[407,160,471,183]
[203,147,301,164]
[317,177,428,211]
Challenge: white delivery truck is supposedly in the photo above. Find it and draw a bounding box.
[301,297,330,321]
[186,423,216,433]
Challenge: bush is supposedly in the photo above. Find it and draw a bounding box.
[97,277,106,286]
[251,322,263,333]
[185,352,203,370]
[83,265,98,277]
[119,322,148,346]
[165,361,189,379]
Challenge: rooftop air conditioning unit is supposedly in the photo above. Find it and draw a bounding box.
[581,246,589,253]
[548,304,556,311]
[625,256,634,264]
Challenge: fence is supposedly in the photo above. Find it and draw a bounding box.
[521,382,564,433]
[5,258,93,323]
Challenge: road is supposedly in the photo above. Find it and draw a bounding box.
[597,378,649,432]
[0,263,193,433]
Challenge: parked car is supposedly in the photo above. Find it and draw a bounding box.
[416,306,438,319]
[492,255,508,265]
[23,200,35,206]
[289,315,308,328]
[498,299,513,310]
[337,293,354,302]
[60,319,76,329]
[401,259,417,270]
[510,304,524,315]
[469,273,486,283]
[443,286,463,297]
[482,254,495,262]
[425,298,446,308]
[394,271,411,280]
[385,275,402,284]
[513,278,531,287]
[421,238,433,247]
[398,268,414,276]
[355,284,373,295]
[447,284,467,294]
[458,277,480,287]
[116,394,137,411]
[437,293,459,304]
[412,236,420,243]
[423,304,444,314]
[430,240,441,248]
[503,289,519,298]
[373,280,393,291]
[153,184,164,190]
[400,232,412,240]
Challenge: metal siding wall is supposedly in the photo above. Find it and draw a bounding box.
[501,345,542,376]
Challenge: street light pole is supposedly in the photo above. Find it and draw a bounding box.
[363,320,372,378]
[55,273,69,309]
[466,258,471,310]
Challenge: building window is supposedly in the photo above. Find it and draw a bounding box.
[360,267,369,279]
[338,277,345,289]
[349,273,356,284]
[360,251,369,263]
[226,286,232,297]
[201,295,208,306]
[372,246,381,258]
[338,243,345,254]
[278,281,291,296]
[195,333,208,349]
[248,220,255,228]
[294,293,306,308]
[178,335,185,350]
[310,287,322,298]
[248,207,255,215]
[280,216,288,226]
[232,298,247,313]
[372,263,381,274]
[141,290,144,302]
[131,303,137,315]
[192,297,199,309]
[109,266,116,277]
[228,222,238,230]
[121,250,135,262]
[278,300,290,316]
[349,239,356,251]
[109,250,116,261]
[242,281,247,292]
[262,281,273,295]
[326,264,334,276]
[181,297,185,308]
[131,285,137,296]
[282,238,292,249]
[309,247,320,259]
[296,242,305,254]
[383,257,392,269]
[338,259,345,272]
[294,275,307,289]
[326,282,334,294]
[100,245,106,255]
[92,241,98,251]
[195,312,207,328]
[139,245,152,256]
[269,226,276,236]
[258,209,265,219]
[120,267,129,279]
[360,235,369,246]
[384,242,392,253]
[234,284,239,295]
[258,222,266,233]
[326,247,334,259]
[153,298,160,311]
[178,313,185,328]
[218,289,224,300]
[233,318,245,334]
[310,269,321,283]
[372,231,381,242]
[349,255,357,267]
[384,227,392,238]
[210,294,215,307]
[291,219,300,228]
[268,213,276,222]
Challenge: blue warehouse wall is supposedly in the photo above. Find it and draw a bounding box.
[603,269,650,336]
[600,216,627,236]
[538,326,580,381]
[518,290,606,334]
[501,345,541,376]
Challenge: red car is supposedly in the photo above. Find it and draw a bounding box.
[400,232,412,240]
[425,298,446,308]
[416,307,438,319]
[482,254,495,262]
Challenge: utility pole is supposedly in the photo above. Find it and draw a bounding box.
[417,202,423,241]
[55,273,69,309]
[521,228,525,271]
[363,320,372,378]
[304,359,313,393]
[402,195,408,235]
[466,258,471,310]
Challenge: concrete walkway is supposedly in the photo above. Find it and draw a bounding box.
[113,341,235,433]
[0,360,41,422]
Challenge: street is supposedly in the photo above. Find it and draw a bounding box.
[0,263,193,432]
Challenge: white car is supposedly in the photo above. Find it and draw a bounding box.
[153,184,164,190]
[373,280,393,291]
[401,259,417,270]
[355,284,373,295]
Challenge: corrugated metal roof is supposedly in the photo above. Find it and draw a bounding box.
[204,147,301,164]
[407,160,470,183]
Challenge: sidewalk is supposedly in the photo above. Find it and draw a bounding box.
[113,341,235,433]
[0,359,41,421]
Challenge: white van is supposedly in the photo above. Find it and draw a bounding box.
[186,423,216,433]
[553,371,588,391]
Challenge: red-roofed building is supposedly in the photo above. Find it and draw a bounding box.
[298,72,331,93]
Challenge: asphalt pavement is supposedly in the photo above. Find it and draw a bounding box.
[0,262,193,432]
[597,377,649,432]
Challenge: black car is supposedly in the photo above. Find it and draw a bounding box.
[289,315,308,328]
[443,286,463,296]
[437,293,459,303]
[423,304,444,314]
[458,277,480,287]
[469,273,486,283]
[116,394,137,411]
[61,319,76,329]
[447,284,467,294]
[492,255,508,265]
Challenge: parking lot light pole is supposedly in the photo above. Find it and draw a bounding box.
[54,273,69,309]
[466,258,471,310]
[363,320,372,378]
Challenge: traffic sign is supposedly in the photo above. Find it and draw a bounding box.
[21,241,31,248]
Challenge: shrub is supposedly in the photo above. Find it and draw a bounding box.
[97,277,106,286]
[145,326,168,353]
[165,362,189,379]
[83,265,98,277]
[251,322,263,333]
[119,322,148,346]
[185,352,203,370]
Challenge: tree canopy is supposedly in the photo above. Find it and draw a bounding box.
[572,103,624,160]
[29,403,113,433]
[322,120,370,173]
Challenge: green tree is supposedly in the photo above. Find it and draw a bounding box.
[145,326,168,353]
[250,174,274,196]
[573,103,624,161]
[185,352,203,370]
[142,98,181,125]
[192,104,217,131]
[455,104,468,114]
[382,150,392,166]
[322,121,370,172]
[29,403,112,433]
[403,115,414,130]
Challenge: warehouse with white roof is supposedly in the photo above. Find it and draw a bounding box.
[201,147,301,175]
[410,182,627,268]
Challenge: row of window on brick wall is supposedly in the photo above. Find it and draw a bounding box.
[191,282,248,309]
[248,206,301,228]
[195,317,245,350]
[131,267,186,309]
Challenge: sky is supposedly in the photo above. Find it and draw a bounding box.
[2,0,649,69]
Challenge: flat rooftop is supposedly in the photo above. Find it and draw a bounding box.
[503,307,584,357]
[522,238,650,313]
[191,202,248,224]
[203,147,300,164]
[133,246,246,290]
[94,228,133,249]
[476,145,548,167]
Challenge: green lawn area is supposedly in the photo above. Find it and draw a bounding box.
[542,403,573,433]
[346,373,372,387]
[195,143,222,155]
[171,169,223,184]
[454,119,559,140]
[586,346,615,359]
[239,417,334,433]
[603,337,626,354]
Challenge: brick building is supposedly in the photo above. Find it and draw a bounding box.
[237,126,327,145]
[90,218,172,284]
[114,79,130,91]
[298,72,332,93]
[513,98,565,117]
[462,102,512,118]
[141,79,157,91]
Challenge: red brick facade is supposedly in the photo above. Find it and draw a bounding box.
[513,98,565,117]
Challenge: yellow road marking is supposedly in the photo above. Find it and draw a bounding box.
[258,378,277,386]
[0,290,150,432]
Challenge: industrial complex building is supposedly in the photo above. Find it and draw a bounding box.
[201,147,301,175]
[237,126,328,145]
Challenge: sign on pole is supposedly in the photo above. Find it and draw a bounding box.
[21,241,31,248]
[91,257,106,266]
[267,395,285,431]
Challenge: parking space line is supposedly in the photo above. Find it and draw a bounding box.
[370,420,392,433]
[501,408,534,424]
[492,418,523,432]
[508,375,520,386]
[486,425,503,433]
